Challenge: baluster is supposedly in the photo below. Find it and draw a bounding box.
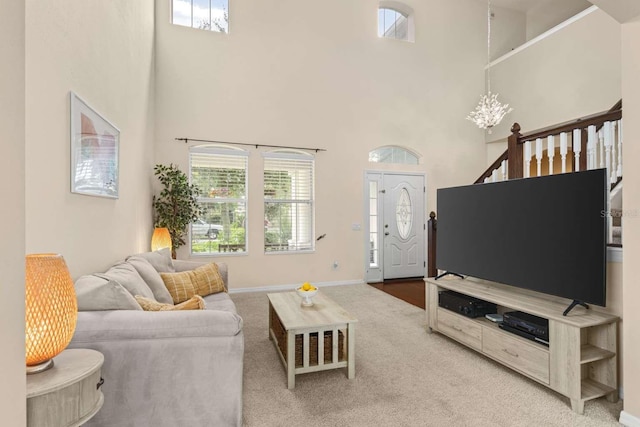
[572,129,581,172]
[484,176,490,183]
[501,159,507,181]
[491,168,498,183]
[587,125,597,170]
[559,132,568,174]
[547,135,555,175]
[610,121,618,183]
[535,138,543,177]
[603,122,612,180]
[617,120,623,177]
[598,129,605,169]
[524,141,532,178]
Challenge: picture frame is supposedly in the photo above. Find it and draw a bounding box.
[70,92,120,199]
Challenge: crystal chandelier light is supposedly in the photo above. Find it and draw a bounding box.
[467,0,513,132]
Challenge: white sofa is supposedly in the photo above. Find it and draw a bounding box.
[67,250,244,427]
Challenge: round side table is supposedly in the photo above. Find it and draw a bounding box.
[27,349,104,427]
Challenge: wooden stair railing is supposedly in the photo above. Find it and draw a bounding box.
[475,100,622,184]
[428,100,623,276]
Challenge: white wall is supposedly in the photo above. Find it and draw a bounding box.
[155,0,490,289]
[0,0,26,424]
[621,14,640,425]
[25,0,156,278]
[491,6,526,60]
[526,0,591,41]
[488,8,621,142]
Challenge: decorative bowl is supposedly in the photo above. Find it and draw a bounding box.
[296,287,318,306]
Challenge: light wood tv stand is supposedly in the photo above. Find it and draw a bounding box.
[425,276,618,414]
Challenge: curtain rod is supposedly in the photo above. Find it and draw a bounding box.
[175,138,327,153]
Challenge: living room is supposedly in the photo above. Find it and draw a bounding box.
[2,0,640,426]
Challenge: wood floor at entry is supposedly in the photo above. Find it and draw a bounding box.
[369,278,425,309]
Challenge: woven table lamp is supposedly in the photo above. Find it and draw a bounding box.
[151,227,172,251]
[25,253,78,374]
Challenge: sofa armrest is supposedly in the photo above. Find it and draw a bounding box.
[71,308,242,343]
[172,260,228,291]
[68,308,244,427]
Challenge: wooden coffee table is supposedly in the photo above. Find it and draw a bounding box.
[268,291,357,389]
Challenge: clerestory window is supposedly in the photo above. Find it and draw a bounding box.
[378,3,414,42]
[172,0,229,33]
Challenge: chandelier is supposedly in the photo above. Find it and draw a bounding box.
[466,0,512,132]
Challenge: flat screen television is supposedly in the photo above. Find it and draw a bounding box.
[436,169,607,315]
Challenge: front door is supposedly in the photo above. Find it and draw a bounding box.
[382,174,425,279]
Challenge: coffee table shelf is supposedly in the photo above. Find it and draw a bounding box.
[268,291,357,389]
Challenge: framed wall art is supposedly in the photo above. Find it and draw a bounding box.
[70,92,120,198]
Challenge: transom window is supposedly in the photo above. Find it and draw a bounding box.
[369,146,419,165]
[264,151,315,253]
[189,146,247,255]
[172,0,229,33]
[378,2,414,42]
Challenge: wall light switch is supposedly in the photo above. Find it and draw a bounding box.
[352,223,361,231]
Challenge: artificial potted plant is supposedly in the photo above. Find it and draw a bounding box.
[153,164,203,258]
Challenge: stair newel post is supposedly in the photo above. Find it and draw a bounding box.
[507,123,523,180]
[427,211,437,278]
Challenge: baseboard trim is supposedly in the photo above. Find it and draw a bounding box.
[229,279,364,294]
[620,411,640,427]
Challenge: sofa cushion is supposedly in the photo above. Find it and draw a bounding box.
[98,261,156,300]
[160,262,226,304]
[134,248,175,273]
[134,295,206,311]
[126,255,174,304]
[202,291,238,313]
[75,275,142,311]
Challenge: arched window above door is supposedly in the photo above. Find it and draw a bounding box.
[369,146,420,165]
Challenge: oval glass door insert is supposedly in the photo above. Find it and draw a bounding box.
[396,188,412,239]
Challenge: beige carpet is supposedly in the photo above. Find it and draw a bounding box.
[231,284,622,427]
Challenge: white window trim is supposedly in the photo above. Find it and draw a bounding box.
[189,145,249,256]
[263,150,315,255]
[378,1,415,42]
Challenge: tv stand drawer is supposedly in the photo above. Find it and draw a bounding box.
[437,308,482,351]
[482,327,550,384]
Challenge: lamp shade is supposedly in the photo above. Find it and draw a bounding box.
[151,227,172,251]
[25,253,77,373]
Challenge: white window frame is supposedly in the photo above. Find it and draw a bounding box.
[171,0,229,33]
[378,1,415,42]
[189,145,248,256]
[263,150,315,254]
[369,145,421,165]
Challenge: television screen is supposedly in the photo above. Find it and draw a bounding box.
[436,169,607,306]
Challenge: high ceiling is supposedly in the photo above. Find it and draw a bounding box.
[488,0,542,13]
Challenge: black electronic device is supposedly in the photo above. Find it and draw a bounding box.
[436,169,607,315]
[438,290,497,318]
[499,323,549,347]
[502,311,549,342]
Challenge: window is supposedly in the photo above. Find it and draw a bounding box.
[378,3,414,42]
[172,0,229,33]
[369,146,419,164]
[264,151,314,253]
[190,146,247,254]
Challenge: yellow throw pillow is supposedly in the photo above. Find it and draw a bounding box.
[160,262,226,304]
[192,262,226,296]
[134,295,206,311]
